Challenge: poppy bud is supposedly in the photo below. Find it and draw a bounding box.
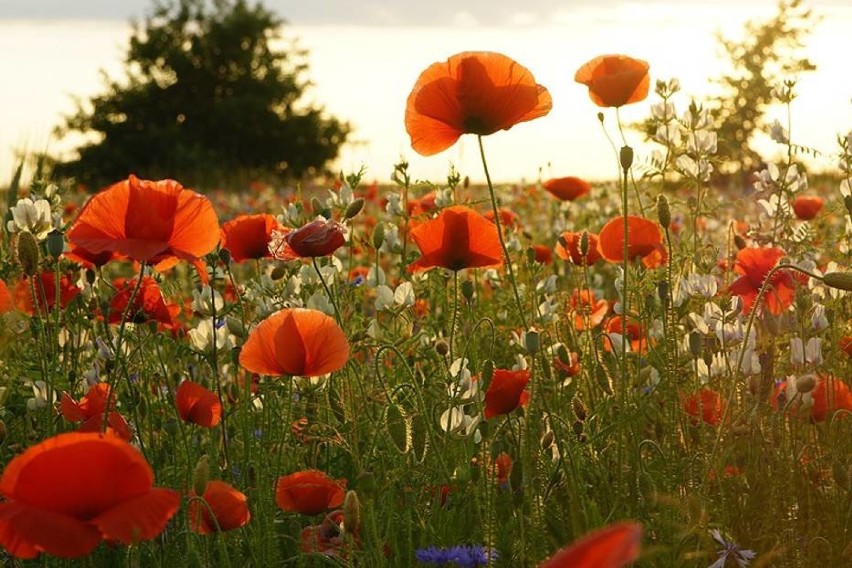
[822,272,852,292]
[523,329,540,354]
[597,112,605,124]
[657,281,670,308]
[734,234,747,250]
[286,219,346,257]
[579,231,589,257]
[461,279,475,302]
[46,229,65,259]
[434,339,449,356]
[573,419,584,439]
[557,344,571,364]
[343,490,361,536]
[372,223,385,250]
[226,317,247,338]
[795,374,816,394]
[619,146,634,171]
[344,198,365,220]
[572,398,587,422]
[656,194,671,229]
[16,231,40,276]
[688,331,703,358]
[192,455,210,497]
[85,268,97,285]
[845,195,852,216]
[540,430,554,450]
[270,263,287,280]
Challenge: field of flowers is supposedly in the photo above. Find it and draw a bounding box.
[0,51,850,567]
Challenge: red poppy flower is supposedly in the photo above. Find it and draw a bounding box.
[239,308,350,377]
[108,276,180,328]
[300,510,350,557]
[574,54,650,108]
[176,380,222,428]
[66,175,219,272]
[771,376,852,423]
[0,432,180,559]
[63,245,123,269]
[728,247,795,315]
[221,214,282,263]
[405,51,552,156]
[543,177,591,201]
[494,452,513,486]
[484,369,531,419]
[554,350,582,380]
[408,192,438,216]
[604,316,648,354]
[60,383,132,441]
[409,206,503,273]
[599,216,666,268]
[0,280,12,314]
[188,480,250,534]
[539,521,643,568]
[569,289,609,330]
[791,195,824,220]
[532,244,553,265]
[682,388,725,427]
[275,470,346,516]
[14,271,81,315]
[275,218,346,259]
[555,232,603,265]
[483,208,519,229]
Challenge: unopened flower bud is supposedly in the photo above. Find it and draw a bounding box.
[435,339,449,357]
[688,331,703,358]
[344,198,365,220]
[343,490,361,536]
[579,231,590,256]
[461,279,475,302]
[16,231,40,276]
[540,430,554,450]
[46,229,65,259]
[734,234,747,250]
[226,317,246,338]
[572,398,587,422]
[822,272,852,292]
[372,223,385,249]
[270,263,287,281]
[523,330,540,354]
[795,374,816,394]
[620,146,634,171]
[656,194,671,229]
[218,247,231,265]
[192,455,210,497]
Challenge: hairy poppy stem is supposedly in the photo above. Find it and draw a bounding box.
[449,271,458,363]
[477,135,529,330]
[207,276,232,473]
[312,257,343,326]
[620,150,631,393]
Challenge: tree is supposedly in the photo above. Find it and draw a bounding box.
[56,0,349,189]
[711,0,815,175]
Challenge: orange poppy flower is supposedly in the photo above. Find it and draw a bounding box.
[555,231,603,265]
[275,470,346,516]
[728,247,795,315]
[483,208,519,229]
[66,175,219,272]
[598,216,666,268]
[405,51,552,156]
[188,480,250,534]
[14,271,81,315]
[771,376,852,423]
[484,369,531,419]
[108,276,180,328]
[63,245,123,269]
[682,388,725,427]
[176,380,222,428]
[239,308,349,377]
[0,280,12,314]
[604,316,648,354]
[408,206,503,273]
[574,54,650,108]
[532,244,553,265]
[0,432,180,559]
[60,383,132,441]
[569,289,609,330]
[543,177,591,201]
[408,191,438,216]
[539,521,643,568]
[221,214,282,263]
[791,195,824,220]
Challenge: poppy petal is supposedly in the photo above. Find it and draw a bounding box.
[92,488,181,545]
[188,481,251,534]
[0,502,101,559]
[539,521,642,568]
[176,381,222,428]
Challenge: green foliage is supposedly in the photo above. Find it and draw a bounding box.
[55,0,350,189]
[711,0,815,174]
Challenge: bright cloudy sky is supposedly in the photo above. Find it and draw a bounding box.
[1,0,850,185]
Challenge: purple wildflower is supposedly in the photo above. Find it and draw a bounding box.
[415,545,498,567]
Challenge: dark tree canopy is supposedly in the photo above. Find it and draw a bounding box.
[56,0,350,189]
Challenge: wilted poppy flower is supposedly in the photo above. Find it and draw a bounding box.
[14,271,81,315]
[300,510,350,557]
[221,214,282,263]
[682,387,725,426]
[240,308,350,377]
[574,54,650,108]
[60,383,131,441]
[728,247,795,315]
[0,280,12,314]
[791,195,824,220]
[66,175,219,273]
[556,231,603,265]
[539,521,643,568]
[409,206,503,273]
[188,480,250,534]
[405,51,552,156]
[273,218,346,259]
[543,177,591,201]
[0,432,180,559]
[598,216,666,268]
[484,369,531,419]
[176,380,222,428]
[108,276,180,328]
[569,289,609,330]
[275,470,346,516]
[771,375,852,423]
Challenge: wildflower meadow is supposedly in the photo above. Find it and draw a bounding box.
[0,44,850,568]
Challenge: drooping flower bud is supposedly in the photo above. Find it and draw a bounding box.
[823,272,852,292]
[656,194,671,229]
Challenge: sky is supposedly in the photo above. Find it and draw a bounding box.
[1,0,850,185]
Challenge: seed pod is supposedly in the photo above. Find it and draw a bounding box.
[656,194,671,229]
[523,329,540,354]
[823,272,852,292]
[344,198,365,220]
[46,229,65,259]
[619,146,634,171]
[795,374,816,394]
[372,223,385,250]
[270,263,287,280]
[16,231,40,276]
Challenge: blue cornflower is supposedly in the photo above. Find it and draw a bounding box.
[709,529,756,568]
[415,545,497,567]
